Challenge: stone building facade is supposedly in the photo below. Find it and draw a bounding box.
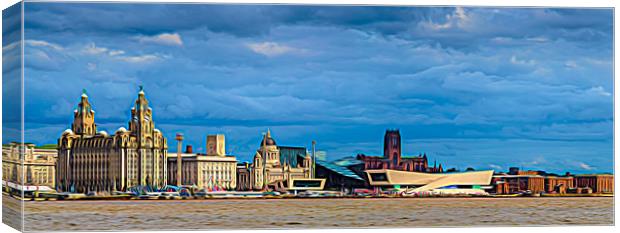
[236,162,252,191]
[56,89,168,193]
[250,130,312,190]
[2,143,57,188]
[167,135,238,190]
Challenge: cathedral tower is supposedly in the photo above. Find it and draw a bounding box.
[384,129,401,168]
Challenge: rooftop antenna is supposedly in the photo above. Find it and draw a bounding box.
[312,140,316,178]
[175,133,184,187]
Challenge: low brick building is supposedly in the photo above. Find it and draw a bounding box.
[574,174,614,194]
[492,175,546,194]
[544,176,574,194]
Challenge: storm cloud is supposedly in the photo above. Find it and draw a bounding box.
[16,3,613,173]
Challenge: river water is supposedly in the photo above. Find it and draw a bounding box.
[4,195,614,231]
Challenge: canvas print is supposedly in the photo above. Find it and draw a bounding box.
[1,2,614,232]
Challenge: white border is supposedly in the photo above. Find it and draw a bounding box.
[8,0,620,8]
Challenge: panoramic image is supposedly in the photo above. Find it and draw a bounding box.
[1,2,614,232]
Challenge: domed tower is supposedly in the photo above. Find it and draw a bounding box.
[303,153,312,168]
[129,86,155,144]
[258,129,280,167]
[72,89,97,136]
[260,129,277,147]
[252,129,282,190]
[127,86,167,188]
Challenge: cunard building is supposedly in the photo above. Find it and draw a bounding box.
[56,88,168,193]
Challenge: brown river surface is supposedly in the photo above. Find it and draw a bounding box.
[3,195,614,231]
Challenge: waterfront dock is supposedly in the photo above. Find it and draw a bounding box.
[4,191,613,202]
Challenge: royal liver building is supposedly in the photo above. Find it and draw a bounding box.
[56,88,168,193]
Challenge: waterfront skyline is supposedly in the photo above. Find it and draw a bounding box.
[10,4,613,173]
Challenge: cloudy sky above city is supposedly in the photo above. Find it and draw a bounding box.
[9,3,613,173]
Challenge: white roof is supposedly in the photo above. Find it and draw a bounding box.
[4,181,54,191]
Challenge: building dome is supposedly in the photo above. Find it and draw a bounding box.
[63,129,74,135]
[116,127,127,133]
[261,137,277,146]
[260,129,276,146]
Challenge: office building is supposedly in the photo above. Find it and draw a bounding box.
[168,135,238,190]
[2,143,57,190]
[56,88,168,193]
[365,169,493,195]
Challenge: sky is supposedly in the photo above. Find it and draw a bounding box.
[4,3,613,174]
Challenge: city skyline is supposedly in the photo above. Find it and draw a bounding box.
[7,4,613,174]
